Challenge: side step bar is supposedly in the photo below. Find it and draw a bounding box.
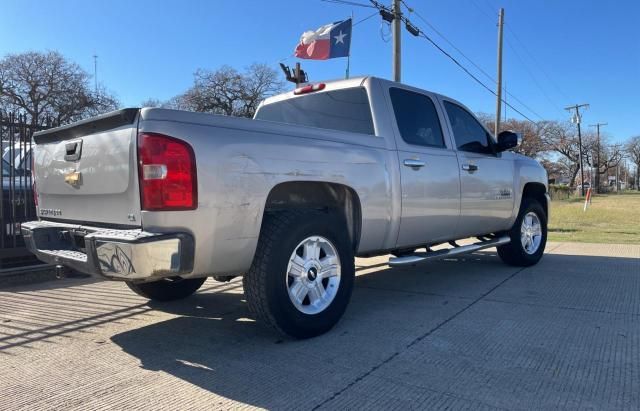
[388,236,511,267]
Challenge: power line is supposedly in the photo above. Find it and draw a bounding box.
[504,22,572,102]
[407,7,495,83]
[319,0,376,8]
[376,1,537,123]
[481,0,499,16]
[402,4,545,121]
[413,34,536,121]
[416,30,535,123]
[469,0,496,22]
[354,10,379,26]
[467,0,570,113]
[323,0,542,123]
[503,37,565,114]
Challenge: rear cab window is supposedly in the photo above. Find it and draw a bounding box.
[255,87,375,135]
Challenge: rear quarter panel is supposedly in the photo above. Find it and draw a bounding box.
[138,109,397,277]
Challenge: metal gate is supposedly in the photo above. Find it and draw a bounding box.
[1,112,56,269]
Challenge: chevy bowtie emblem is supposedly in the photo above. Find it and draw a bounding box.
[64,171,82,187]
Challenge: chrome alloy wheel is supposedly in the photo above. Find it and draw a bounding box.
[286,236,341,315]
[520,211,542,255]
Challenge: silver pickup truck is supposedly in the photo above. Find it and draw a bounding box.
[22,76,549,338]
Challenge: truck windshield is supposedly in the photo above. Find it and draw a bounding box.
[255,87,375,135]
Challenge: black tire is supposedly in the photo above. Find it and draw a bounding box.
[126,277,207,302]
[243,209,355,339]
[497,197,547,266]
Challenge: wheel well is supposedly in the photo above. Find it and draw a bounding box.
[522,182,547,216]
[264,181,362,251]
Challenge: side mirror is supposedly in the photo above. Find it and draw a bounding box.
[496,130,521,152]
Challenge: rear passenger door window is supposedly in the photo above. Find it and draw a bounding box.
[389,88,445,149]
[443,101,494,155]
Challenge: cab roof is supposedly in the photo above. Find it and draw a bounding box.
[261,76,448,107]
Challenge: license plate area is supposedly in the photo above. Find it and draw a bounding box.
[59,229,88,253]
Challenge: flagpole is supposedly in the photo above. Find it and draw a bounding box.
[346,13,352,79]
[346,53,350,79]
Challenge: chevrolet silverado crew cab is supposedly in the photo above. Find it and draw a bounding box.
[23,76,549,338]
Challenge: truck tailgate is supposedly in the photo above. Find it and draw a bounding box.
[33,109,141,226]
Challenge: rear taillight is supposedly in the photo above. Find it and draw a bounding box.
[137,133,197,211]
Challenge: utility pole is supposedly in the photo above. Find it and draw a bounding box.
[392,0,402,82]
[93,54,98,92]
[565,103,589,196]
[503,83,507,122]
[589,122,607,194]
[495,8,504,138]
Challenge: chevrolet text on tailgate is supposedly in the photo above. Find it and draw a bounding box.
[23,77,549,338]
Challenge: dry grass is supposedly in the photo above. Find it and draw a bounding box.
[548,192,640,244]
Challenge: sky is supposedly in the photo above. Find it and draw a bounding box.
[1,0,639,142]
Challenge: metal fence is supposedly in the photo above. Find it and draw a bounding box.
[0,112,56,269]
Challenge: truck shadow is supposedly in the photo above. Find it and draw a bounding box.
[110,251,640,409]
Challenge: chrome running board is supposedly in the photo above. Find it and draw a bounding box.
[388,236,511,267]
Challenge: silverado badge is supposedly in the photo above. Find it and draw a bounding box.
[64,171,82,188]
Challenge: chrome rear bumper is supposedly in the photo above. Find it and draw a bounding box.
[21,220,194,281]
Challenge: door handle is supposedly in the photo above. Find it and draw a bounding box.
[462,164,478,172]
[403,159,426,168]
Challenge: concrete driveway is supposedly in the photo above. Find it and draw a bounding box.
[0,242,638,410]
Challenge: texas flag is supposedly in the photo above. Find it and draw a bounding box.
[294,19,352,60]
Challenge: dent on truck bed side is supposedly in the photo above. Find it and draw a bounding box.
[215,138,395,271]
[137,111,396,278]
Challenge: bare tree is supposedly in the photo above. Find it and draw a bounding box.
[503,119,546,158]
[0,51,118,125]
[170,64,284,118]
[237,63,285,117]
[140,95,192,110]
[476,113,545,158]
[140,98,163,108]
[141,96,197,111]
[626,136,640,190]
[540,121,595,187]
[539,158,565,183]
[582,133,624,191]
[478,118,575,185]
